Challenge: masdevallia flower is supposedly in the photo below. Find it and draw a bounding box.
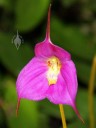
[16,6,84,122]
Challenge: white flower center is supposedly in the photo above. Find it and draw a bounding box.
[47,56,61,85]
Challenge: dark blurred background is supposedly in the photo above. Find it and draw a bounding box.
[0,0,96,128]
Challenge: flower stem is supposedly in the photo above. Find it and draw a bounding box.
[59,104,67,128]
[88,56,96,128]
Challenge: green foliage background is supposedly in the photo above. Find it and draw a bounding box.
[0,0,96,128]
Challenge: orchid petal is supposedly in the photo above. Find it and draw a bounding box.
[16,57,49,101]
[35,40,71,61]
[61,60,78,101]
[46,73,73,105]
[60,61,84,122]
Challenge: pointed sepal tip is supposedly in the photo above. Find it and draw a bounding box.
[73,105,85,124]
[16,98,21,117]
[46,4,51,40]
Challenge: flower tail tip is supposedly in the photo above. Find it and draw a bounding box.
[16,98,21,117]
[73,106,85,124]
[76,110,85,124]
[46,4,51,40]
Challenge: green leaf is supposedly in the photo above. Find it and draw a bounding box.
[77,88,96,120]
[75,60,91,85]
[51,17,96,85]
[3,77,39,128]
[68,119,89,128]
[51,17,96,62]
[39,99,74,120]
[0,0,6,6]
[15,0,50,31]
[9,100,39,128]
[61,0,76,7]
[38,113,49,128]
[0,0,16,11]
[75,58,96,86]
[88,0,96,12]
[76,88,89,119]
[0,33,34,76]
[0,107,8,128]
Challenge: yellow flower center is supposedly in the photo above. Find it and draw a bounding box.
[47,56,61,85]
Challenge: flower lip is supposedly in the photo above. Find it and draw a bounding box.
[46,56,61,85]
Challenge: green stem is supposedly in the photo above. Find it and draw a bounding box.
[59,104,67,128]
[88,56,96,128]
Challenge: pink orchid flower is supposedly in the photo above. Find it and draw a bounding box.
[16,6,84,123]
